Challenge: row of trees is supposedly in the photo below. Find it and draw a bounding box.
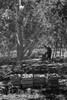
[0,0,67,64]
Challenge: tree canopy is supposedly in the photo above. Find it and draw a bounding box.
[0,0,67,58]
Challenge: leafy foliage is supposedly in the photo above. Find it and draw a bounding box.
[0,7,16,56]
[0,0,67,58]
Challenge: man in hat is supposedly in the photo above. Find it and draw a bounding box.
[45,45,52,60]
[42,45,52,61]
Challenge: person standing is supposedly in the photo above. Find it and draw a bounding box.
[46,45,52,60]
[42,45,52,61]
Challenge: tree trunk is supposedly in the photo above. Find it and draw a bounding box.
[17,25,24,65]
[15,4,24,67]
[60,36,62,58]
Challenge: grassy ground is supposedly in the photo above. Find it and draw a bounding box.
[0,91,66,100]
[0,57,67,100]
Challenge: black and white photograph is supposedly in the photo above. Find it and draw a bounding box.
[0,0,67,99]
